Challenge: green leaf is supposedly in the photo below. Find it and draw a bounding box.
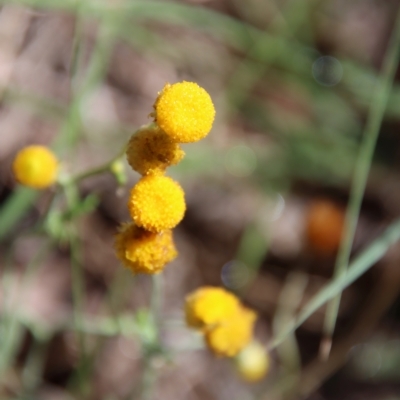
[269,217,400,349]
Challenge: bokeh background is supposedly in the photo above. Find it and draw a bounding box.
[1,0,400,399]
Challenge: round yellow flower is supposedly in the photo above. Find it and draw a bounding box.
[235,341,270,382]
[128,175,186,232]
[114,222,177,274]
[12,145,58,189]
[205,306,256,357]
[153,81,215,143]
[126,124,185,176]
[185,286,241,330]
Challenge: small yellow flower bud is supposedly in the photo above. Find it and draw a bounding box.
[126,125,185,176]
[235,341,270,382]
[128,175,186,232]
[205,306,256,357]
[114,222,177,274]
[12,145,58,189]
[153,81,215,143]
[110,158,127,186]
[185,286,241,330]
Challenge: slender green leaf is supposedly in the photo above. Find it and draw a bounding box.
[322,7,400,352]
[269,217,400,349]
[0,188,37,240]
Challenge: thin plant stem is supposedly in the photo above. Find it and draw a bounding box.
[21,337,48,396]
[320,6,400,359]
[69,146,127,184]
[227,0,319,109]
[61,175,88,393]
[106,268,135,330]
[0,242,50,379]
[150,273,162,334]
[272,272,308,373]
[68,231,89,395]
[54,22,114,152]
[69,2,84,86]
[140,357,158,400]
[269,216,400,350]
[139,274,163,400]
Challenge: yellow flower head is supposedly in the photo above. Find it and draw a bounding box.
[12,145,58,189]
[126,124,185,176]
[235,341,270,382]
[114,222,177,274]
[185,286,241,330]
[153,81,215,143]
[205,306,256,357]
[128,175,186,232]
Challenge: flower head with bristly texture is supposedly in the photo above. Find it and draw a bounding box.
[128,175,186,232]
[153,81,215,143]
[12,145,58,189]
[205,306,256,357]
[126,124,185,176]
[185,286,257,357]
[185,286,241,330]
[114,222,177,274]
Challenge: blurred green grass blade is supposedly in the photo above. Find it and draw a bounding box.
[273,272,308,373]
[0,0,76,10]
[55,27,114,151]
[322,7,400,356]
[343,59,400,119]
[269,217,400,350]
[0,314,24,374]
[237,221,268,270]
[114,1,314,75]
[0,187,38,240]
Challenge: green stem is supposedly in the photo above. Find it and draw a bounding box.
[0,242,50,378]
[70,161,115,182]
[68,146,126,184]
[140,357,158,400]
[321,7,400,357]
[68,231,89,394]
[69,2,84,85]
[269,217,400,350]
[139,274,163,400]
[21,337,47,395]
[60,166,88,393]
[150,273,162,335]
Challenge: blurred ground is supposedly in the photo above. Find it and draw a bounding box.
[1,0,400,399]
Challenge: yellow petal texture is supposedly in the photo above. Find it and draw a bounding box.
[205,306,256,357]
[12,145,58,189]
[235,341,270,382]
[126,124,185,176]
[128,175,186,232]
[114,222,177,274]
[185,286,241,330]
[154,81,215,143]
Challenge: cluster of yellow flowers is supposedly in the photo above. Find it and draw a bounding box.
[185,287,255,356]
[184,286,269,381]
[115,82,268,377]
[114,81,215,274]
[11,81,269,381]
